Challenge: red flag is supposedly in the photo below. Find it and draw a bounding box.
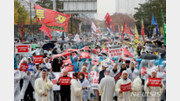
[34,4,71,32]
[104,13,113,28]
[20,20,24,42]
[141,19,146,43]
[112,23,115,32]
[118,25,121,33]
[39,24,52,40]
[123,23,135,37]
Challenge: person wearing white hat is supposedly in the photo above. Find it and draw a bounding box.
[115,71,132,101]
[98,68,115,101]
[144,70,164,101]
[126,61,139,82]
[98,63,108,84]
[34,69,53,101]
[131,70,142,101]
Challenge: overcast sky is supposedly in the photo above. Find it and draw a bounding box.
[94,0,116,20]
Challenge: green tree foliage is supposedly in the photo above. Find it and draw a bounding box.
[14,0,29,25]
[134,0,166,29]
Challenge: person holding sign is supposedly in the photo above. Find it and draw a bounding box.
[57,70,71,101]
[34,69,53,101]
[115,71,132,101]
[98,68,115,101]
[144,70,164,101]
[71,73,83,101]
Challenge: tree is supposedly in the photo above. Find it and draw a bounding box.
[14,0,29,25]
[134,0,166,29]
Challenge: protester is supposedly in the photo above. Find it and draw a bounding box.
[115,71,132,101]
[78,73,91,101]
[34,69,53,101]
[98,68,115,101]
[71,73,82,101]
[144,70,164,101]
[57,70,71,101]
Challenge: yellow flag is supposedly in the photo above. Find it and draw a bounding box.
[134,25,139,40]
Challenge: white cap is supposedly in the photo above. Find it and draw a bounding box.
[122,71,128,75]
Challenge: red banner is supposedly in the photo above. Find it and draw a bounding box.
[141,67,146,75]
[59,77,71,85]
[120,82,131,92]
[20,63,28,72]
[148,78,161,87]
[35,5,71,32]
[16,44,31,53]
[40,24,52,40]
[33,55,43,63]
[78,72,89,79]
[114,72,122,81]
[81,52,90,59]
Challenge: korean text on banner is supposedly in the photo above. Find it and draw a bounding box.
[120,82,131,92]
[15,44,31,54]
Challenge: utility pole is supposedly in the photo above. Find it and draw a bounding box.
[53,0,56,11]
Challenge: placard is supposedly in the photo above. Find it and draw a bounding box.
[120,82,131,92]
[90,71,99,89]
[59,77,71,85]
[108,48,122,57]
[19,63,28,72]
[15,44,31,53]
[33,55,43,63]
[148,78,161,87]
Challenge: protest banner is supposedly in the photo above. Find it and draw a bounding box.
[33,55,43,63]
[120,82,132,92]
[148,78,162,87]
[108,48,122,57]
[90,71,99,89]
[15,44,31,54]
[19,63,28,72]
[65,65,74,72]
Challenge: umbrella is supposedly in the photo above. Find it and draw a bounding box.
[68,40,76,43]
[110,45,121,48]
[99,39,108,42]
[84,42,93,46]
[49,40,57,44]
[59,40,67,44]
[124,38,130,41]
[114,36,120,39]
[147,44,157,48]
[140,53,158,59]
[151,48,166,54]
[32,44,40,49]
[42,43,55,50]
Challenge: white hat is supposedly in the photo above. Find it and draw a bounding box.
[122,62,126,65]
[122,71,128,75]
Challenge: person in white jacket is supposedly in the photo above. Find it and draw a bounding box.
[115,71,133,101]
[144,70,164,101]
[78,73,91,101]
[34,69,53,101]
[127,61,139,82]
[14,68,21,101]
[71,73,83,101]
[131,70,142,101]
[98,68,115,101]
